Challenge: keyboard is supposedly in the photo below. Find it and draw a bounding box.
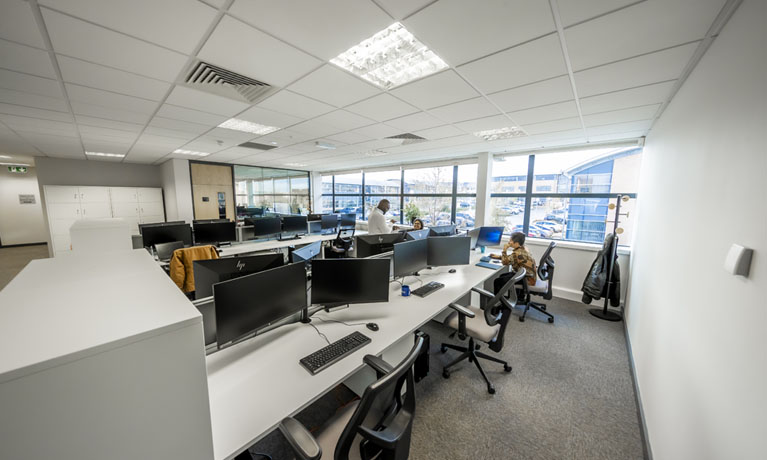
[412,281,444,297]
[476,261,501,270]
[480,256,491,263]
[299,331,371,375]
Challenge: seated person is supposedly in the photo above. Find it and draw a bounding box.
[412,218,424,230]
[368,199,397,234]
[490,232,537,293]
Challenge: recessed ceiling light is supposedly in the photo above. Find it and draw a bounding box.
[315,141,336,150]
[85,151,125,158]
[218,118,280,135]
[173,149,210,157]
[473,127,527,141]
[0,162,30,166]
[0,155,11,159]
[270,141,278,145]
[330,22,448,90]
[364,149,389,157]
[285,162,307,167]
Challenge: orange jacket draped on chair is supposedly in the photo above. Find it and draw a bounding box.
[169,245,219,293]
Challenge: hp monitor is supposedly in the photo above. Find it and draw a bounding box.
[142,223,192,248]
[193,221,236,245]
[405,229,430,241]
[247,217,282,238]
[427,236,471,266]
[282,215,308,235]
[356,233,406,258]
[311,258,390,306]
[428,224,457,237]
[213,262,307,347]
[194,253,284,299]
[291,240,323,264]
[393,239,428,278]
[138,221,185,235]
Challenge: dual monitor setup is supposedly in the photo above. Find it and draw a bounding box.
[243,213,356,241]
[139,220,237,252]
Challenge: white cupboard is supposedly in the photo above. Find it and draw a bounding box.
[44,185,165,256]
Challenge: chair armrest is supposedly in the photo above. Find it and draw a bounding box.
[471,287,495,299]
[279,417,321,460]
[448,303,475,318]
[364,354,393,378]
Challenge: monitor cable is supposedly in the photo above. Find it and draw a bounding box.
[308,322,330,345]
[312,316,368,328]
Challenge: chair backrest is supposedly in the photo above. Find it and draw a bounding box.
[486,269,525,353]
[335,336,424,460]
[537,242,556,299]
[154,240,184,261]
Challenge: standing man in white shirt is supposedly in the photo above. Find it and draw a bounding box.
[368,199,396,234]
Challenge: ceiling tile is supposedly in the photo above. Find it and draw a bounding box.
[588,130,647,143]
[143,126,198,141]
[57,56,171,101]
[149,116,210,135]
[70,101,152,124]
[0,103,70,123]
[404,0,556,65]
[508,100,578,125]
[0,39,57,79]
[376,0,434,20]
[429,97,502,123]
[488,76,574,112]
[579,80,675,114]
[0,69,62,99]
[237,106,304,129]
[389,70,478,109]
[229,0,392,60]
[199,15,321,87]
[521,117,582,135]
[586,120,652,137]
[206,127,257,143]
[165,86,250,117]
[557,0,638,27]
[155,104,228,126]
[288,65,381,107]
[457,34,567,94]
[313,110,375,131]
[24,133,84,157]
[574,43,697,97]
[130,133,187,150]
[386,112,444,132]
[582,104,660,127]
[65,83,158,114]
[75,115,143,133]
[345,94,419,122]
[257,90,334,120]
[81,138,135,154]
[327,131,372,145]
[351,123,403,140]
[42,9,187,81]
[0,114,78,137]
[40,0,217,54]
[78,124,139,142]
[413,124,465,140]
[0,1,46,48]
[565,0,724,71]
[252,128,316,147]
[289,119,343,139]
[454,114,513,133]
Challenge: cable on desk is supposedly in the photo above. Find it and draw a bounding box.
[313,316,368,327]
[308,322,330,345]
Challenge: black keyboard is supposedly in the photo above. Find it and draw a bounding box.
[412,281,444,297]
[299,331,371,375]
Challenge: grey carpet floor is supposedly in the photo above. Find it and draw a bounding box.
[0,244,49,291]
[247,298,645,460]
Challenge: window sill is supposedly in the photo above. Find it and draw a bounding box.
[525,237,632,256]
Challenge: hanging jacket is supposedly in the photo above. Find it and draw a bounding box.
[581,233,621,307]
[169,245,219,293]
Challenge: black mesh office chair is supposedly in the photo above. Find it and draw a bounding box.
[517,242,556,323]
[440,269,526,394]
[279,336,424,460]
[326,227,355,258]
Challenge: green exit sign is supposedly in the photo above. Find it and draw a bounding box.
[8,166,27,173]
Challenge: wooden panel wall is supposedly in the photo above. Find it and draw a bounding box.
[189,163,234,221]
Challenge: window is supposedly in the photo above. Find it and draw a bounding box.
[364,195,400,222]
[489,197,526,233]
[334,172,362,194]
[456,164,477,193]
[404,166,452,194]
[233,165,311,216]
[491,155,528,194]
[364,170,401,194]
[404,196,452,227]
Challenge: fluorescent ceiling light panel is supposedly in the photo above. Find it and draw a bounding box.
[315,141,336,150]
[330,22,448,90]
[173,149,210,157]
[0,155,11,159]
[85,151,125,158]
[285,162,307,167]
[0,162,31,166]
[473,127,527,141]
[364,149,389,157]
[218,118,280,135]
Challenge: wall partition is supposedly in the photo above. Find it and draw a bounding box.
[233,165,310,215]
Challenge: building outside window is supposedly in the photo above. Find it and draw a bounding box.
[233,165,311,216]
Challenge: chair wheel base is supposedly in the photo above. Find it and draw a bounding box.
[548,317,554,323]
[442,370,450,379]
[504,364,512,372]
[487,386,495,394]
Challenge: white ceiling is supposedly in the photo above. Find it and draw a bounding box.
[0,0,731,171]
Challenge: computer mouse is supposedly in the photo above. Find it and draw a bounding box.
[449,269,456,273]
[492,260,501,264]
[366,322,379,332]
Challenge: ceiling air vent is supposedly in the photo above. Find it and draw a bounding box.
[386,133,427,145]
[181,60,276,104]
[239,141,277,151]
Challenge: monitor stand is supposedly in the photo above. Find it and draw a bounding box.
[324,303,350,313]
[278,234,301,241]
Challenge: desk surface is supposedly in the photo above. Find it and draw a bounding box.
[219,230,366,257]
[206,250,503,460]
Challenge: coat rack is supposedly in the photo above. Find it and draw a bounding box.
[589,195,629,322]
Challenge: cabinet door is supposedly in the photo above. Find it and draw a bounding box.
[112,201,140,218]
[138,187,163,203]
[78,186,111,203]
[139,201,164,218]
[50,218,79,238]
[140,214,165,225]
[81,201,112,219]
[48,202,82,221]
[110,187,138,203]
[52,234,72,255]
[45,186,80,204]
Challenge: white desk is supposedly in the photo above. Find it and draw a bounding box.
[219,230,366,257]
[206,250,505,460]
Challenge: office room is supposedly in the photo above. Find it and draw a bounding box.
[0,0,763,459]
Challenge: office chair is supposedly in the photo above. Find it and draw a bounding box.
[154,240,184,262]
[440,269,526,394]
[327,226,355,258]
[517,242,556,323]
[279,336,424,460]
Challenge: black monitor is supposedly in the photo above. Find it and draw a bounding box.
[307,213,323,222]
[339,213,356,229]
[405,229,430,241]
[213,263,307,347]
[428,224,457,237]
[356,233,406,258]
[311,258,390,306]
[246,216,282,238]
[427,236,471,266]
[476,226,504,247]
[193,253,284,299]
[282,215,308,235]
[142,223,192,247]
[238,207,263,218]
[321,214,339,232]
[291,240,322,264]
[193,221,236,245]
[138,221,185,235]
[393,239,428,278]
[194,218,229,224]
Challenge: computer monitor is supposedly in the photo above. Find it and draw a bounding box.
[428,224,457,237]
[194,219,229,224]
[246,216,282,238]
[291,240,322,264]
[393,239,428,278]
[321,214,339,233]
[282,215,308,236]
[356,233,406,258]
[427,236,471,266]
[476,226,504,248]
[138,221,185,235]
[194,253,284,299]
[213,262,307,347]
[311,258,390,306]
[238,207,263,218]
[194,298,217,347]
[307,213,323,222]
[405,229,430,241]
[339,213,356,229]
[154,241,184,261]
[142,223,193,247]
[193,221,236,245]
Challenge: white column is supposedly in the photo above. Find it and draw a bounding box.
[160,159,193,223]
[474,152,492,227]
[310,171,323,213]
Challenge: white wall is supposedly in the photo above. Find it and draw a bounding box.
[627,1,766,459]
[0,167,46,245]
[160,159,193,223]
